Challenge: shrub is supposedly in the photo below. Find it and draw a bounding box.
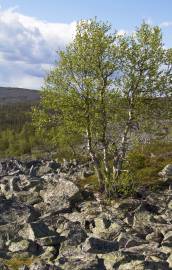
[125,141,172,188]
[115,172,136,196]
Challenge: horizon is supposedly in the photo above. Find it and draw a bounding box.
[0,0,172,89]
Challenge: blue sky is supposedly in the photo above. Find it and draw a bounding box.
[0,0,172,89]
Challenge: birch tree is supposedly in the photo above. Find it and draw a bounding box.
[33,19,172,195]
[112,23,171,178]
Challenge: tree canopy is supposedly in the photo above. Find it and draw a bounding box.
[32,19,172,195]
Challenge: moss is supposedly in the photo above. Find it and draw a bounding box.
[77,174,99,190]
[4,256,34,270]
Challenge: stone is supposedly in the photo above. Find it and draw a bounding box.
[91,216,111,237]
[160,246,172,254]
[168,200,172,209]
[99,251,128,270]
[37,236,61,247]
[133,210,153,228]
[47,161,61,171]
[40,180,81,213]
[145,261,170,269]
[117,232,146,249]
[8,239,37,254]
[18,222,57,241]
[159,164,172,180]
[162,231,172,247]
[64,221,87,246]
[118,260,145,270]
[167,253,172,268]
[119,260,170,270]
[37,165,52,177]
[0,234,6,250]
[57,246,105,270]
[8,176,20,192]
[40,246,57,261]
[29,260,61,270]
[19,266,30,270]
[163,230,172,242]
[0,162,3,175]
[2,158,172,269]
[82,237,119,253]
[146,231,164,243]
[116,198,140,212]
[29,165,37,177]
[0,196,39,225]
[16,191,41,205]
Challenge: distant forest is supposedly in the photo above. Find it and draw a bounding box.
[0,103,31,131]
[0,100,53,159]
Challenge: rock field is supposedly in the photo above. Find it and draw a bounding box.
[0,159,172,269]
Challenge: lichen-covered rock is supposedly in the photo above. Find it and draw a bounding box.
[146,230,164,243]
[40,179,81,214]
[0,196,39,225]
[117,232,147,249]
[118,260,145,270]
[29,260,61,270]
[133,210,153,228]
[2,159,172,269]
[18,222,58,242]
[40,246,58,261]
[8,239,37,254]
[82,237,119,253]
[62,221,87,246]
[159,164,172,180]
[56,245,105,270]
[99,251,128,270]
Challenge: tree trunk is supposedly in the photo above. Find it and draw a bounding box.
[86,129,105,191]
[113,124,130,178]
[113,107,133,179]
[90,150,105,191]
[100,77,111,182]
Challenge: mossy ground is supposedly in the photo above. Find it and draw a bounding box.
[2,256,34,270]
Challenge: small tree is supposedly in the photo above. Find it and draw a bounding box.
[33,19,172,195]
[112,23,172,179]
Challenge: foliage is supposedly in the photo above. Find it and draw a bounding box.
[115,172,136,196]
[0,103,53,159]
[125,141,172,185]
[0,103,32,132]
[32,18,172,195]
[0,124,41,157]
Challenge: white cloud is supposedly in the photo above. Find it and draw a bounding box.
[0,7,76,89]
[117,29,126,36]
[160,21,172,28]
[0,8,127,89]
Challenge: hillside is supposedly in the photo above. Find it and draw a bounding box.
[0,87,40,104]
[0,87,40,132]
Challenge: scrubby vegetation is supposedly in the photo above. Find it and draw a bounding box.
[0,103,53,159]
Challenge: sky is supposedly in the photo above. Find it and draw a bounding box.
[0,0,172,89]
